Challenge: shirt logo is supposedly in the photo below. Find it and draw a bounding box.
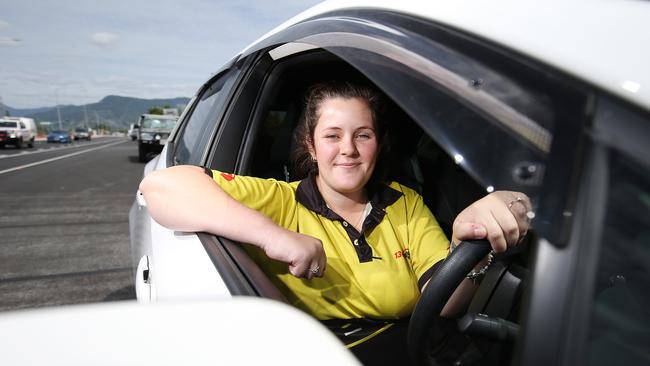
[394,248,410,260]
[220,172,236,181]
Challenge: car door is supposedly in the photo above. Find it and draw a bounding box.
[129,65,243,302]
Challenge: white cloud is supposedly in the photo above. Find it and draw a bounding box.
[0,20,10,30]
[90,32,119,46]
[0,36,21,46]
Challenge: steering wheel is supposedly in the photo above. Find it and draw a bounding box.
[407,239,492,365]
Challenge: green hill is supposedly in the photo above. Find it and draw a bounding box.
[7,95,190,130]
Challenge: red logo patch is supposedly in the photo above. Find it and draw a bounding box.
[220,173,236,181]
[394,248,410,260]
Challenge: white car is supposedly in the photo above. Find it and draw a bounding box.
[129,1,650,365]
[0,116,36,149]
[73,127,92,140]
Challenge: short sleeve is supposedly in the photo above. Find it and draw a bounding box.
[401,187,450,286]
[208,169,299,229]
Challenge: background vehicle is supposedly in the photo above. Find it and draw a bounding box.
[0,117,36,149]
[130,1,650,365]
[74,127,92,141]
[128,123,138,140]
[136,114,178,162]
[46,130,73,143]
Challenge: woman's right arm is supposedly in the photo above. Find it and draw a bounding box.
[139,165,326,279]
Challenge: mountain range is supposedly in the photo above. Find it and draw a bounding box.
[2,95,191,130]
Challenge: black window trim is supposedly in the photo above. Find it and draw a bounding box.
[198,233,288,302]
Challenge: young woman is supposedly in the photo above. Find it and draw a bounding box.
[140,81,531,363]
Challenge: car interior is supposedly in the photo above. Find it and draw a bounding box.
[205,47,532,365]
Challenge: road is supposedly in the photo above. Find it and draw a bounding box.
[0,137,144,311]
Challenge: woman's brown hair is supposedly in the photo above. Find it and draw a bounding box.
[291,81,390,189]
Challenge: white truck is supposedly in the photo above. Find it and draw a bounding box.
[0,117,37,149]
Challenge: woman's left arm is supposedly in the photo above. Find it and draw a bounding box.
[440,191,532,317]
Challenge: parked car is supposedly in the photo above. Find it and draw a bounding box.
[129,1,649,365]
[46,130,73,143]
[74,127,91,141]
[0,117,36,149]
[136,114,179,162]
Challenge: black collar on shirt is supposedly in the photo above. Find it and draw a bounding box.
[295,173,403,262]
[295,173,403,221]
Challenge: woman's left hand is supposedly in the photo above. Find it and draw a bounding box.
[451,191,532,253]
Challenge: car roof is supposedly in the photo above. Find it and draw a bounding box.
[242,0,649,112]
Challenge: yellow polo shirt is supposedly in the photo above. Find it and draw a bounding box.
[209,170,450,320]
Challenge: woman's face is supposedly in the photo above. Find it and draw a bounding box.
[311,97,379,198]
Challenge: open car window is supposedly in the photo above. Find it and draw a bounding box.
[240,47,488,236]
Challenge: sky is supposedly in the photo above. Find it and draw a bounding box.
[0,0,322,109]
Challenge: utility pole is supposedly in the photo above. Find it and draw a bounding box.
[84,104,89,129]
[57,106,62,129]
[93,111,100,133]
[55,91,63,130]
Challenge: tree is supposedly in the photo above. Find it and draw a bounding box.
[148,106,164,115]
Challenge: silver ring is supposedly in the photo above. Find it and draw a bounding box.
[508,197,536,221]
[310,266,319,274]
[508,197,525,209]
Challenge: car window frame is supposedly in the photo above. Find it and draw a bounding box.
[238,8,595,247]
[195,6,591,301]
[168,62,243,167]
[188,51,291,301]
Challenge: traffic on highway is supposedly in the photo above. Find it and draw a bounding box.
[0,136,141,312]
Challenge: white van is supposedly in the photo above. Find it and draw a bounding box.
[0,117,37,149]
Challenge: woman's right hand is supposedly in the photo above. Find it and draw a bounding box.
[263,229,326,280]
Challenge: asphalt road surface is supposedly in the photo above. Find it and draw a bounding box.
[0,137,145,311]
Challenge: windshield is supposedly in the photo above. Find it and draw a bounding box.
[51,130,67,134]
[0,121,18,128]
[75,128,87,132]
[141,117,177,129]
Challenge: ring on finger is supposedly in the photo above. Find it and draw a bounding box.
[508,197,535,221]
[309,265,320,274]
[508,197,525,209]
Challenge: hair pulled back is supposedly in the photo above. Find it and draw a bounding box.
[291,81,389,188]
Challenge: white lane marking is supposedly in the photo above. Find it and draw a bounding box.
[0,140,128,175]
[0,137,123,160]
